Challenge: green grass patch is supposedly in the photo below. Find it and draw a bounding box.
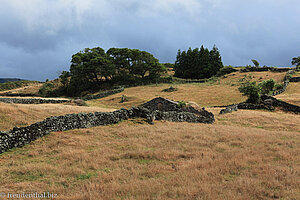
[138,159,152,165]
[76,171,98,180]
[10,171,45,182]
[256,126,264,129]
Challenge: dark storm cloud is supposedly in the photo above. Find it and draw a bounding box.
[0,0,300,80]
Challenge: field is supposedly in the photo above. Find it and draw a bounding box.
[87,71,286,109]
[0,71,299,200]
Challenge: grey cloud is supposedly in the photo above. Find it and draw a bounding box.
[0,0,300,80]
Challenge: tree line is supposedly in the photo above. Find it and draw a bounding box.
[43,44,299,98]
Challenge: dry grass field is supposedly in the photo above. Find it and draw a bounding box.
[0,118,299,199]
[87,71,286,109]
[0,82,43,95]
[0,103,114,131]
[0,70,299,200]
[276,83,300,106]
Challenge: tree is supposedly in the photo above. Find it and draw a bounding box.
[251,59,260,67]
[174,45,223,79]
[107,48,165,80]
[59,46,166,96]
[59,71,70,88]
[67,47,114,96]
[291,56,300,70]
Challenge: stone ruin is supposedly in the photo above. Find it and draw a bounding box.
[0,97,215,154]
[141,97,215,124]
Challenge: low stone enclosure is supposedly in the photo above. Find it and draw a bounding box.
[0,97,215,154]
[0,98,71,104]
[220,95,300,115]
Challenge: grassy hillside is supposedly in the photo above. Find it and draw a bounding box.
[0,80,41,93]
[87,71,287,109]
[0,103,114,131]
[0,78,24,83]
[276,83,300,106]
[0,70,299,199]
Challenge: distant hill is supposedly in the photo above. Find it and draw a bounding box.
[0,78,24,83]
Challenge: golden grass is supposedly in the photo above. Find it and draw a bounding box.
[276,83,300,106]
[0,82,43,95]
[0,117,299,199]
[0,70,298,199]
[87,83,246,109]
[212,108,300,132]
[0,103,115,131]
[87,71,286,109]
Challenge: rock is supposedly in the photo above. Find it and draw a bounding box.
[220,104,238,114]
[73,99,87,106]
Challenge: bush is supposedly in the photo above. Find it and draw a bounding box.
[258,79,275,95]
[274,83,284,90]
[177,101,187,108]
[239,79,279,103]
[38,83,55,97]
[238,81,261,103]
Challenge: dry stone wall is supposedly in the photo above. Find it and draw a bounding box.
[0,93,37,97]
[0,97,215,154]
[261,95,300,114]
[240,67,291,73]
[272,69,296,96]
[219,96,300,115]
[290,77,300,82]
[0,98,71,104]
[82,87,124,100]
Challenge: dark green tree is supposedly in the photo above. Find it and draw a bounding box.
[67,47,114,95]
[59,47,165,96]
[59,71,70,88]
[174,45,223,79]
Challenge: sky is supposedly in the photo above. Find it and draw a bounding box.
[0,0,300,81]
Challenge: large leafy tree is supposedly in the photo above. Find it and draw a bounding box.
[107,48,165,79]
[59,47,165,96]
[70,47,114,83]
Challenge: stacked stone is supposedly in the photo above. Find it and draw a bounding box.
[0,98,70,104]
[0,98,216,154]
[83,87,124,100]
[219,105,238,114]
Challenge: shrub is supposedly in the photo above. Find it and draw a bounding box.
[38,83,55,97]
[258,79,275,95]
[274,83,284,90]
[177,101,187,108]
[238,81,261,103]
